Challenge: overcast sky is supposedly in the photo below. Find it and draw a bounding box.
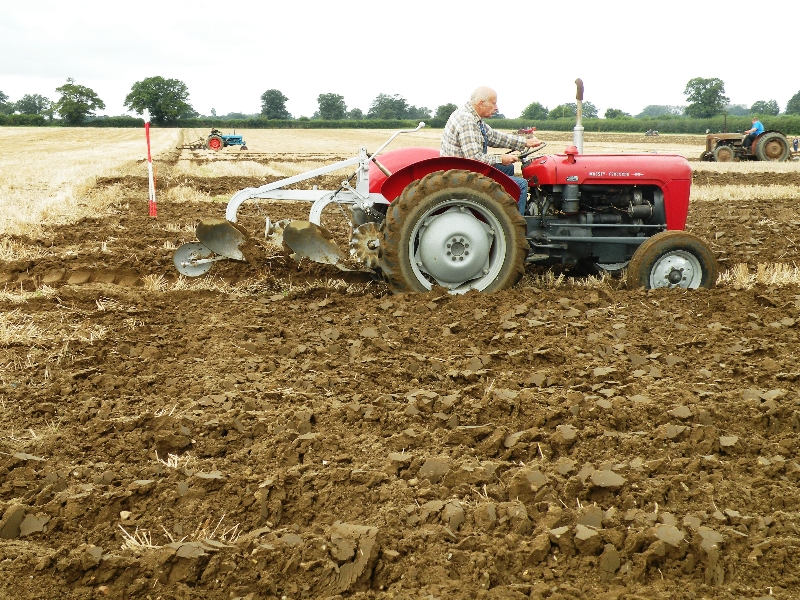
[1,1,795,120]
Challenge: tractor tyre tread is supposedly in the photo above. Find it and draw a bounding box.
[380,169,528,294]
[626,230,718,290]
[755,132,790,162]
[713,144,735,162]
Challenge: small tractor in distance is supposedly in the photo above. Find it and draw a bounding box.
[174,81,718,293]
[178,129,249,151]
[206,129,247,151]
[701,129,791,162]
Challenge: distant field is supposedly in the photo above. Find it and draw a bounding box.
[2,127,798,239]
[181,127,710,157]
[0,127,180,236]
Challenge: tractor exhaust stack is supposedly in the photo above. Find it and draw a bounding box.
[573,78,584,154]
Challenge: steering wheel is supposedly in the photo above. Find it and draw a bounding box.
[518,141,547,161]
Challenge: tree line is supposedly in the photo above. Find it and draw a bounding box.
[3,76,800,127]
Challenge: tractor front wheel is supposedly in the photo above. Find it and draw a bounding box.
[207,135,223,151]
[381,169,528,294]
[713,144,735,162]
[756,132,790,162]
[626,231,717,290]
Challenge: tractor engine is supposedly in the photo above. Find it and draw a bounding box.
[520,148,692,270]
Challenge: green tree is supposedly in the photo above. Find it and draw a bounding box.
[604,108,631,119]
[520,102,548,120]
[124,76,197,125]
[367,94,408,119]
[15,94,53,117]
[635,105,685,118]
[0,90,14,114]
[435,103,457,120]
[221,112,254,120]
[260,89,291,119]
[683,77,729,118]
[750,99,780,116]
[407,105,431,120]
[547,102,596,119]
[725,104,750,116]
[548,103,577,119]
[316,93,346,120]
[53,78,105,124]
[347,108,363,120]
[786,91,800,115]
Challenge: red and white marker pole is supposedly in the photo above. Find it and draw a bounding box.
[143,110,157,217]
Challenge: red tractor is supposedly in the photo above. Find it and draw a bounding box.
[175,94,716,292]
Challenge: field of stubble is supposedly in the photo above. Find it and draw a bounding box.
[1,127,800,600]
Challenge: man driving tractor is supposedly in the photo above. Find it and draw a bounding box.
[441,86,543,215]
[742,117,764,151]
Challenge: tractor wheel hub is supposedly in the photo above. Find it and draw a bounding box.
[650,251,700,288]
[416,208,491,285]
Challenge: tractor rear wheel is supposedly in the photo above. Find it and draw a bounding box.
[713,144,735,162]
[626,230,717,290]
[207,135,223,151]
[381,169,528,294]
[755,132,790,162]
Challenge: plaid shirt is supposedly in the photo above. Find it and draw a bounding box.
[440,102,528,165]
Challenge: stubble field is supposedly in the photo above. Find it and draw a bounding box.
[1,127,800,600]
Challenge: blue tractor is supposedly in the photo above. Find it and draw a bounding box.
[207,129,247,151]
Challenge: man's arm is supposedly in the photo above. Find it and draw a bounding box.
[484,124,544,165]
[484,125,530,153]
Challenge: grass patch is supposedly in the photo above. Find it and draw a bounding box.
[718,262,800,289]
[0,309,43,345]
[0,128,180,237]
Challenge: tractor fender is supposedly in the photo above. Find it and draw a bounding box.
[368,147,440,193]
[752,129,785,144]
[380,156,520,202]
[745,130,784,154]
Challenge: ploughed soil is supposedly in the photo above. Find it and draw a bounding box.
[2,152,800,600]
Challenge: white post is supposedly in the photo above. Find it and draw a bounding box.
[143,110,156,217]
